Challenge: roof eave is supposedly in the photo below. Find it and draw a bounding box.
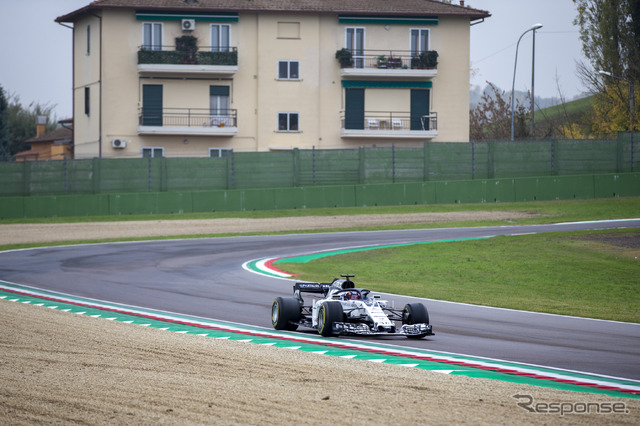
[56,4,490,23]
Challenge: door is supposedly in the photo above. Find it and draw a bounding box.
[345,88,365,130]
[410,89,430,130]
[210,85,231,126]
[345,27,365,68]
[142,85,163,126]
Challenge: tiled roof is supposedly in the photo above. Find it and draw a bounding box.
[56,0,490,22]
[24,127,73,144]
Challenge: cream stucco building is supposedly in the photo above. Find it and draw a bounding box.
[56,0,490,159]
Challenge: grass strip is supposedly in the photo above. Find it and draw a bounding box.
[278,228,640,323]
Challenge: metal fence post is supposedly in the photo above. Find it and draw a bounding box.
[616,132,625,173]
[63,154,68,193]
[148,155,152,191]
[23,160,30,196]
[471,141,475,180]
[312,146,316,185]
[292,148,299,187]
[92,158,101,193]
[632,132,636,172]
[423,141,430,181]
[227,151,235,189]
[550,138,556,174]
[488,141,495,179]
[358,146,365,184]
[392,143,396,183]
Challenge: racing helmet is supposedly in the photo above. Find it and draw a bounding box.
[347,291,360,300]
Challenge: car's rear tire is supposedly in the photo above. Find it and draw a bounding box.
[272,297,300,331]
[317,301,343,337]
[403,303,430,338]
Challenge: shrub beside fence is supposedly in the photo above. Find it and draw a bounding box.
[0,136,637,197]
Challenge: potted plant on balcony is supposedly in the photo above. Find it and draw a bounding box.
[423,50,438,68]
[376,55,387,68]
[176,35,198,64]
[387,56,402,69]
[411,50,438,69]
[335,48,353,68]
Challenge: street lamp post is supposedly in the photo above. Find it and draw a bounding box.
[510,23,543,141]
[598,70,635,131]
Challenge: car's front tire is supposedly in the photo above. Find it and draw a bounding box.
[403,303,430,339]
[317,301,343,337]
[272,296,301,331]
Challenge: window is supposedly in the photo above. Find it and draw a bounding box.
[142,147,164,158]
[278,112,299,132]
[142,22,162,50]
[345,27,365,68]
[278,61,299,80]
[410,29,430,56]
[209,148,232,158]
[84,87,90,116]
[87,25,91,55]
[211,24,231,52]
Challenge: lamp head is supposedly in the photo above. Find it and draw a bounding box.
[531,23,543,30]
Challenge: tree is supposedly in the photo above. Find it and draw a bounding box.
[469,83,530,140]
[3,93,57,159]
[0,85,9,160]
[574,0,640,132]
[592,84,640,134]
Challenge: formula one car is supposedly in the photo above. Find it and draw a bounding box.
[271,274,433,338]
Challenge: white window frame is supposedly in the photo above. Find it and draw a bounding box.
[410,28,430,56]
[278,112,300,132]
[142,147,164,158]
[209,148,233,158]
[210,24,231,52]
[142,22,163,51]
[345,27,365,68]
[277,60,300,80]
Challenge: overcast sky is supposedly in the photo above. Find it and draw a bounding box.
[468,0,587,100]
[0,0,588,121]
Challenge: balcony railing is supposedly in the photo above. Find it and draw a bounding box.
[138,46,238,66]
[337,49,438,70]
[139,107,238,128]
[341,111,437,132]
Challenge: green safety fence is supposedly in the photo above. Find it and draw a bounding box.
[1,172,639,219]
[1,135,638,197]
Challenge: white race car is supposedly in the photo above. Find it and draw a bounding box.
[271,274,434,338]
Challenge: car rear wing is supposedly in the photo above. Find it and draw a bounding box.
[293,282,332,302]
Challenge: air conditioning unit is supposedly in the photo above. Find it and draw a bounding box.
[181,19,195,31]
[111,138,127,149]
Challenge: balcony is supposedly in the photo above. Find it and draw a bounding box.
[337,49,438,79]
[137,46,238,75]
[137,108,238,136]
[340,111,437,139]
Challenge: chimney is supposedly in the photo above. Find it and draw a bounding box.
[460,0,465,6]
[36,116,47,137]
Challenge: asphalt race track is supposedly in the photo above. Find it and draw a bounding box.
[1,220,639,380]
